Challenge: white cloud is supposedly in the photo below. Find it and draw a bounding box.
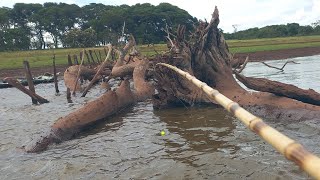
[1,0,319,33]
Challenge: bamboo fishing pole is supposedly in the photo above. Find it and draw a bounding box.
[157,63,320,179]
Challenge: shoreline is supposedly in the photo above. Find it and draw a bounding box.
[1,46,320,79]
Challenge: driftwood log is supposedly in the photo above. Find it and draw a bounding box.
[25,59,154,152]
[235,72,320,106]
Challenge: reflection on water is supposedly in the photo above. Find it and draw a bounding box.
[0,55,320,179]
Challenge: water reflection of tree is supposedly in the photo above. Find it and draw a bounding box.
[154,106,239,167]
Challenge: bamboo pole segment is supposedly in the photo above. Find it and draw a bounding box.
[4,77,49,104]
[52,52,59,94]
[157,63,320,179]
[81,45,112,97]
[23,60,37,104]
[72,49,85,95]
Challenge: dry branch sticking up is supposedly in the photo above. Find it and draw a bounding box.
[4,77,49,104]
[81,44,112,97]
[164,23,176,52]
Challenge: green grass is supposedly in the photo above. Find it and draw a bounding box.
[227,35,320,47]
[229,41,320,53]
[1,35,320,70]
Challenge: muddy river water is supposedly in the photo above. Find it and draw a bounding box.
[1,55,320,179]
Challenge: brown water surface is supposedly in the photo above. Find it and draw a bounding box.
[1,56,320,179]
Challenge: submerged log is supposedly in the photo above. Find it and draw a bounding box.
[235,72,320,106]
[4,77,49,104]
[25,59,154,153]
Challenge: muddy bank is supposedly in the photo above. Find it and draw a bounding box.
[0,65,68,79]
[234,46,320,62]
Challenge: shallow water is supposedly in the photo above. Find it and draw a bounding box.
[1,55,320,179]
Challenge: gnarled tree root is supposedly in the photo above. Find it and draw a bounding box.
[25,59,154,153]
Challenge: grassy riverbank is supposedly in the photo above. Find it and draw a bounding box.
[1,35,320,70]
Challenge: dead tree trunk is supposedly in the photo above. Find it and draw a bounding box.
[154,6,320,120]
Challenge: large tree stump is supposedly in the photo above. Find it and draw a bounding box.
[153,6,320,120]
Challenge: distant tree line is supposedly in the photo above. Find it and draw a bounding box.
[0,2,197,51]
[224,22,320,40]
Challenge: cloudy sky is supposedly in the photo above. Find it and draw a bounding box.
[2,0,320,32]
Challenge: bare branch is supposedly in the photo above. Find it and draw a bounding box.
[163,23,175,51]
[116,35,136,67]
[81,44,112,97]
[235,56,249,73]
[261,60,298,71]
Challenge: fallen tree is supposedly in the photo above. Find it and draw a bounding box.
[153,7,320,121]
[25,6,320,153]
